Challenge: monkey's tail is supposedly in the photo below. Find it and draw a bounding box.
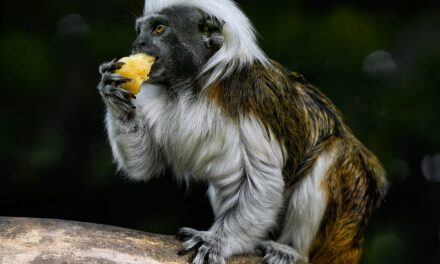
[309,140,388,264]
[357,142,389,210]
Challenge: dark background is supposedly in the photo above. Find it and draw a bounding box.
[1,0,439,263]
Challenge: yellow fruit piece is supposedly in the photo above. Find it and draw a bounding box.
[115,53,155,94]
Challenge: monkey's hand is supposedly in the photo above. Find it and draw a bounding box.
[177,227,226,264]
[98,59,136,115]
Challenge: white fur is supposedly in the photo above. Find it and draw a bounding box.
[106,108,166,181]
[143,0,269,87]
[278,149,335,261]
[107,83,285,257]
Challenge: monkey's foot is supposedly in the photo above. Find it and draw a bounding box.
[260,241,307,264]
[177,227,226,264]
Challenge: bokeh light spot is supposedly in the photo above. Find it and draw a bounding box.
[57,13,90,36]
[421,153,440,183]
[363,50,397,76]
[389,158,411,182]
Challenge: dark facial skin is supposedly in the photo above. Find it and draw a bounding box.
[132,5,224,87]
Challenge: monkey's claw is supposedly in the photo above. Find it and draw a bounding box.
[177,227,226,264]
[176,227,202,242]
[101,72,132,86]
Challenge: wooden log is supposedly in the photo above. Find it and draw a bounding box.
[0,217,261,264]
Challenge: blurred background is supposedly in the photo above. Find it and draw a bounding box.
[1,0,439,263]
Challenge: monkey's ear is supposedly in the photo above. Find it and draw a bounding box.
[200,15,225,50]
[205,16,225,32]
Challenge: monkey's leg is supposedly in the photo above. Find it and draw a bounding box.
[178,178,283,264]
[263,150,336,264]
[177,118,286,264]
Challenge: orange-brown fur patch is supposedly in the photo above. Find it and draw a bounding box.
[310,139,386,263]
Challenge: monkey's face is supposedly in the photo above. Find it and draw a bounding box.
[133,5,224,87]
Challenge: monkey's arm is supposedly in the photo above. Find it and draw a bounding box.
[105,110,165,180]
[99,60,166,181]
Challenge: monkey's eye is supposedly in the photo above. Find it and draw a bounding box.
[153,25,166,34]
[201,24,209,33]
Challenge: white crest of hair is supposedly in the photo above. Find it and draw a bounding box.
[144,0,270,87]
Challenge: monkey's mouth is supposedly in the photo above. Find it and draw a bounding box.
[146,57,165,84]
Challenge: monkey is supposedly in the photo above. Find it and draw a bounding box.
[97,0,388,263]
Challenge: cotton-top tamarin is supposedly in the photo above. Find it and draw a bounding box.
[97,0,388,263]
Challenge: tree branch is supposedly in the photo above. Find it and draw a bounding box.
[0,217,260,263]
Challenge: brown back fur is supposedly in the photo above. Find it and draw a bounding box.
[204,61,388,263]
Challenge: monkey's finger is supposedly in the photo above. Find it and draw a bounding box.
[103,86,134,103]
[281,254,293,264]
[103,87,136,112]
[107,98,136,113]
[178,239,202,255]
[102,73,131,85]
[207,251,226,264]
[191,245,209,264]
[176,227,199,241]
[113,61,125,70]
[112,98,136,112]
[257,243,269,252]
[113,87,136,101]
[261,246,275,256]
[273,255,286,264]
[99,59,116,74]
[110,75,132,85]
[99,59,125,74]
[118,100,137,112]
[262,253,279,264]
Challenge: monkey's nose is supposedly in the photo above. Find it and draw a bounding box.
[132,37,148,52]
[133,41,146,50]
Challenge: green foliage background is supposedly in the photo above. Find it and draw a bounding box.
[1,1,439,263]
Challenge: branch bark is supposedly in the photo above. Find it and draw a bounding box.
[0,217,260,264]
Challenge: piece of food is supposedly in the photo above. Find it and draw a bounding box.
[115,53,155,94]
